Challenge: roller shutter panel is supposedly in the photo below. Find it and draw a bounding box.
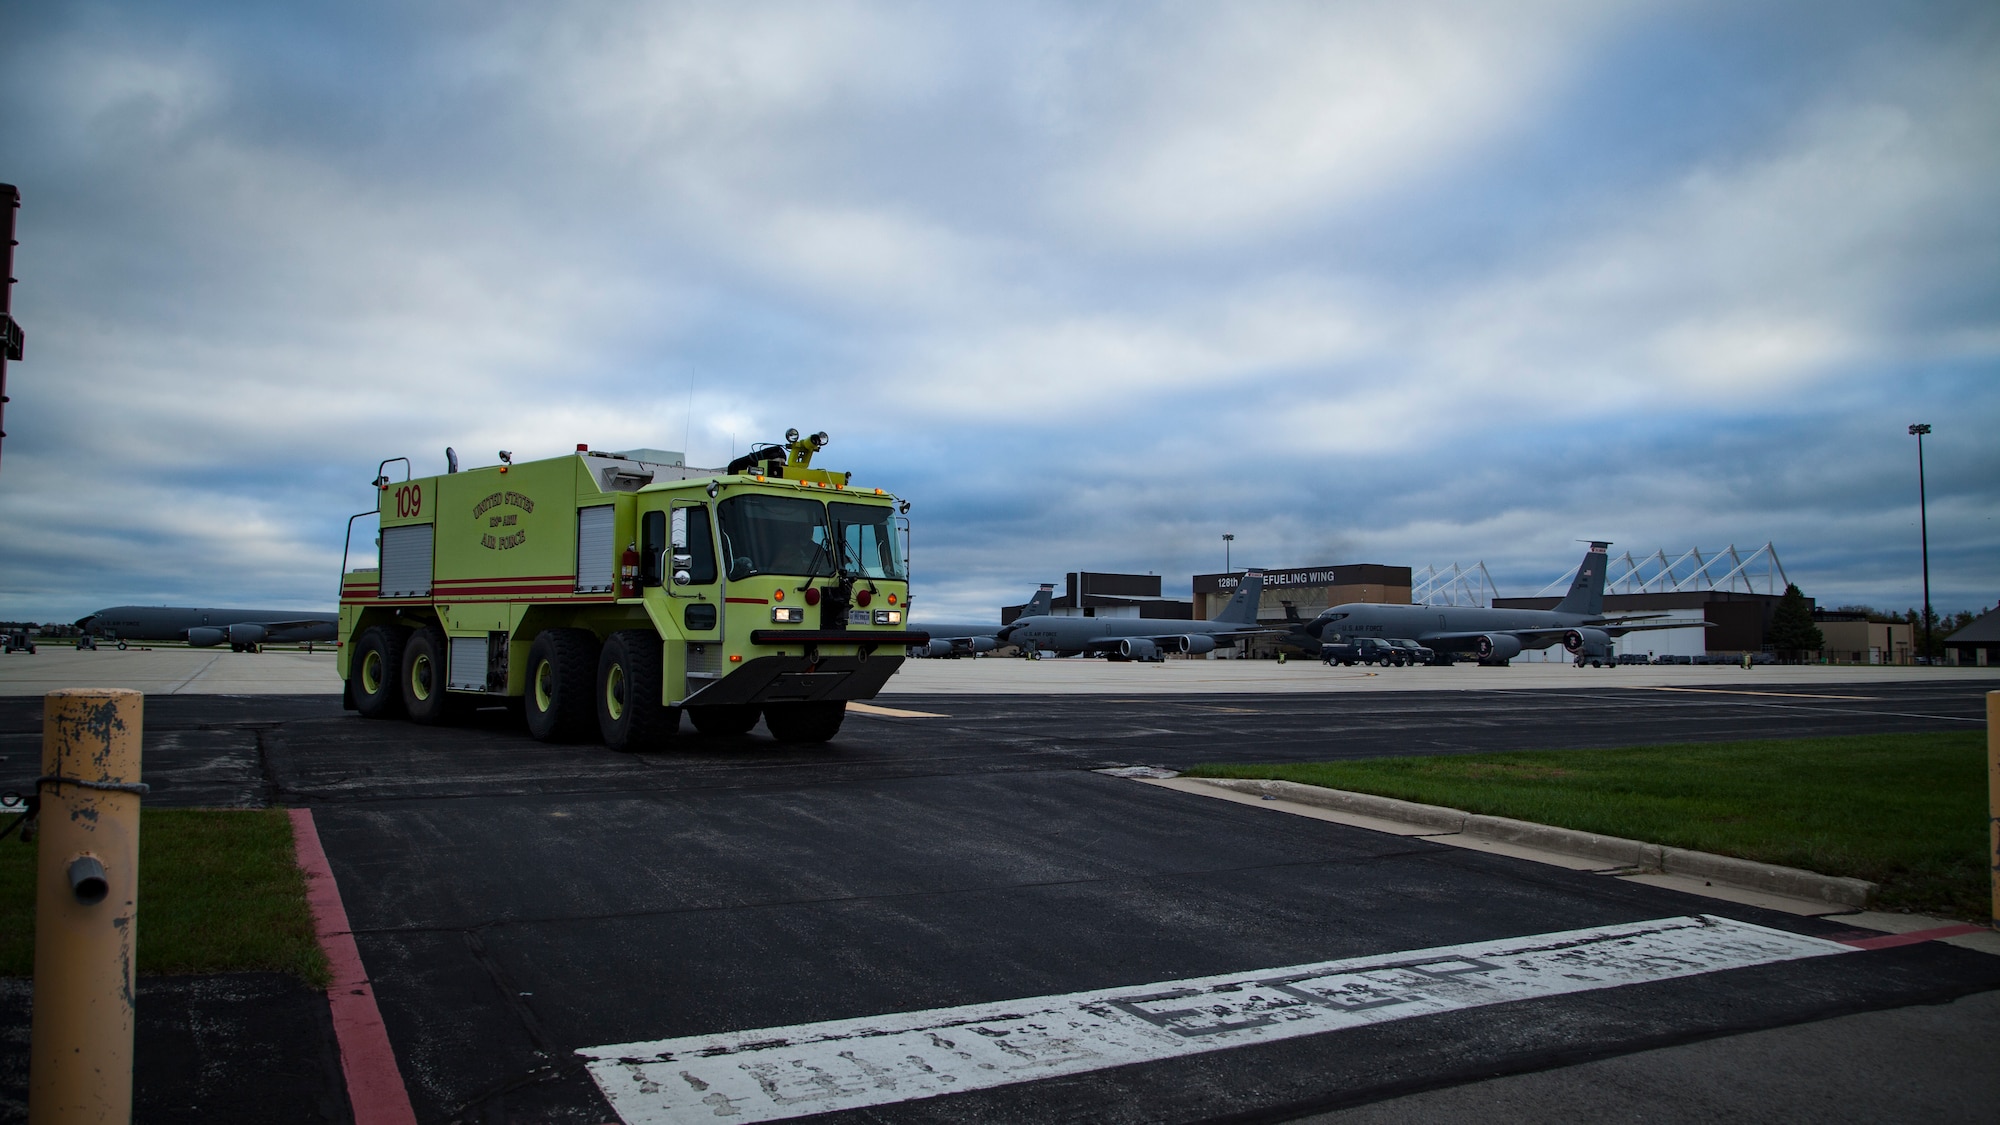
[379,525,434,598]
[576,505,616,593]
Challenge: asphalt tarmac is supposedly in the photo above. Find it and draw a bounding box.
[0,678,1994,1123]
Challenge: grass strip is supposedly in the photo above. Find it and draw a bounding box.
[1184,732,1989,920]
[0,808,331,986]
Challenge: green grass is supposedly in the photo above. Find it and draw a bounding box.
[0,809,330,986]
[1185,732,1991,920]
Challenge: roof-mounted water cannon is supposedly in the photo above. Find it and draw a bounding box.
[724,427,841,483]
[786,428,830,469]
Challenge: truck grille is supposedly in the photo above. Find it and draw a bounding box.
[685,643,721,676]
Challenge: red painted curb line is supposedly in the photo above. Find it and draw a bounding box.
[1838,923,1988,950]
[290,808,419,1125]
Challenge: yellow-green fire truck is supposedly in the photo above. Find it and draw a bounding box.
[336,431,927,748]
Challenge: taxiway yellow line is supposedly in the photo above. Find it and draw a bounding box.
[847,702,947,718]
[1634,687,1878,701]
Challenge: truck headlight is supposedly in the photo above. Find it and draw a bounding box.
[873,610,900,625]
[771,607,805,624]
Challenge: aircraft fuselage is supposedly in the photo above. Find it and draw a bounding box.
[1311,604,1600,648]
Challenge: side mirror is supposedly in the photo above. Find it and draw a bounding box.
[672,570,692,586]
[670,508,689,550]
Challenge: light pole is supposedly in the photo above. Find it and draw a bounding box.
[1223,534,1234,573]
[1909,423,1932,663]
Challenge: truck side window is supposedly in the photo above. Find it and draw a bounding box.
[640,511,666,586]
[678,504,718,585]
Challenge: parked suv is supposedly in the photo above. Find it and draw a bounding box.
[1389,639,1436,666]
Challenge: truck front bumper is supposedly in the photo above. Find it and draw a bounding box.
[680,651,909,708]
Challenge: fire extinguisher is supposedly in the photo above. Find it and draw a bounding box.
[619,543,640,598]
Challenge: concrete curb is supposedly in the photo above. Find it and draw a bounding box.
[1191,777,1877,909]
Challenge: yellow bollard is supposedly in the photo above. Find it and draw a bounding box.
[30,689,145,1124]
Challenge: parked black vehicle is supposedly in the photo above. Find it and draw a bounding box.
[1388,638,1437,666]
[1324,636,1406,667]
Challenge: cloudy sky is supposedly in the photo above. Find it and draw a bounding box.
[2,0,1995,622]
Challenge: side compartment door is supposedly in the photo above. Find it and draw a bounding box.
[380,524,434,599]
[576,505,616,594]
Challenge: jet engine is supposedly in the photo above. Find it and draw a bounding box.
[227,623,269,648]
[1563,628,1611,655]
[186,627,226,647]
[1166,634,1217,655]
[969,635,998,654]
[1116,638,1161,661]
[922,640,956,657]
[1474,633,1523,661]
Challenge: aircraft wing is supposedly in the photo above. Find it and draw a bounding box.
[1423,629,1577,649]
[1597,619,1714,636]
[1077,627,1279,650]
[249,617,339,631]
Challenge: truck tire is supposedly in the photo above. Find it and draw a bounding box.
[688,704,761,737]
[351,626,407,720]
[525,628,601,743]
[402,626,456,725]
[763,701,845,744]
[597,631,678,752]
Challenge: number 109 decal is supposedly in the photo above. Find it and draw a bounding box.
[394,483,423,518]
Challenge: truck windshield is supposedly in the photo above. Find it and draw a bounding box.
[829,502,907,581]
[717,494,832,580]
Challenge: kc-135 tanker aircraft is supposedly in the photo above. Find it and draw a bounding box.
[909,584,1054,657]
[1295,541,1700,664]
[996,571,1271,660]
[76,606,339,651]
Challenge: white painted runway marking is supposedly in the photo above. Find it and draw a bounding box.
[578,915,1850,1124]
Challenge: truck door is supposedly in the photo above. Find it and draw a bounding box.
[661,502,722,698]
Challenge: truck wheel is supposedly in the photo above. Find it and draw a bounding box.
[598,631,677,752]
[688,704,761,736]
[402,626,457,725]
[763,701,845,744]
[350,626,408,720]
[524,629,601,743]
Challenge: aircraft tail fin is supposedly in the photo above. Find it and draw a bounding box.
[1211,570,1265,625]
[1552,542,1611,617]
[1024,583,1054,617]
[1281,600,1301,623]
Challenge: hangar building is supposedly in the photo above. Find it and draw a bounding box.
[1493,544,1800,659]
[1493,590,1793,657]
[1191,565,1412,623]
[1002,572,1193,625]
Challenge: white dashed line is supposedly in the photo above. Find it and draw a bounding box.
[578,914,1850,1124]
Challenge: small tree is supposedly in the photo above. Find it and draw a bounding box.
[1767,583,1823,660]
